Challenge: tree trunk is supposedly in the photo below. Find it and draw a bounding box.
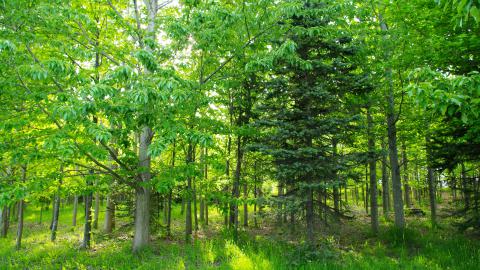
[402,142,412,208]
[133,186,150,250]
[16,165,27,250]
[193,175,198,231]
[132,0,157,251]
[276,183,284,225]
[104,195,115,233]
[93,191,100,229]
[200,198,205,223]
[254,180,258,228]
[167,140,175,237]
[133,125,153,252]
[427,167,437,227]
[51,166,62,242]
[39,203,43,224]
[72,195,78,226]
[166,190,172,236]
[462,163,470,209]
[426,131,437,228]
[1,206,9,238]
[185,142,193,242]
[367,108,379,234]
[381,139,390,216]
[306,188,314,244]
[224,134,231,226]
[81,170,94,249]
[16,199,24,250]
[230,135,242,238]
[51,194,60,241]
[379,13,405,229]
[243,181,248,227]
[205,200,209,226]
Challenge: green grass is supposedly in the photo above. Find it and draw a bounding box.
[0,203,479,269]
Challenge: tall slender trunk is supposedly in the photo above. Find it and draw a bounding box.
[427,167,437,227]
[51,194,60,241]
[381,139,390,216]
[243,181,248,227]
[82,173,93,249]
[104,126,117,234]
[333,140,340,213]
[306,188,314,244]
[366,181,370,214]
[193,176,198,231]
[200,147,207,224]
[166,140,175,237]
[93,190,100,229]
[276,183,284,224]
[253,174,258,228]
[223,133,232,226]
[185,142,193,242]
[51,165,62,242]
[367,107,379,234]
[200,198,205,223]
[16,165,27,250]
[379,13,405,228]
[462,163,470,209]
[426,130,437,228]
[16,199,24,250]
[205,200,209,226]
[402,142,412,208]
[72,196,78,226]
[230,135,242,237]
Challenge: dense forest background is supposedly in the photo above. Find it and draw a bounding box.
[1,0,480,269]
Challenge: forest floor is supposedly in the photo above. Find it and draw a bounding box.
[0,197,479,269]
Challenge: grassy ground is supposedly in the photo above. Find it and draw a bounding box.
[0,200,479,269]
